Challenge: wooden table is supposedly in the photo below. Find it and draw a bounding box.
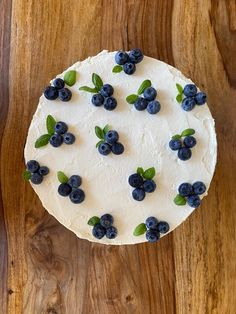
[1,1,235,313]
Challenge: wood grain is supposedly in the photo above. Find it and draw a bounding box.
[0,0,235,313]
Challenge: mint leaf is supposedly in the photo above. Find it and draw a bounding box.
[172,134,182,140]
[103,124,110,135]
[96,140,104,148]
[176,94,183,103]
[143,167,156,180]
[112,65,123,73]
[22,170,31,181]
[64,70,77,86]
[137,167,144,176]
[35,134,51,148]
[137,80,151,95]
[79,86,99,93]
[126,94,138,104]
[133,223,147,236]
[46,115,56,135]
[57,171,69,184]
[181,128,195,137]
[95,126,104,140]
[174,194,186,205]
[87,216,100,226]
[92,73,103,91]
[176,83,183,94]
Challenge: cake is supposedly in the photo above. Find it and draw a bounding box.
[24,50,217,245]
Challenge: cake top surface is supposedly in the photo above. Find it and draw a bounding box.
[24,50,217,245]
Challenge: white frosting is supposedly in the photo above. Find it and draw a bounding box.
[24,51,217,245]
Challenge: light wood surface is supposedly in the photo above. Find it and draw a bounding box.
[0,1,236,313]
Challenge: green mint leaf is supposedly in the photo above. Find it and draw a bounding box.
[126,94,138,104]
[46,115,56,135]
[95,126,104,140]
[172,134,182,140]
[174,194,187,205]
[137,79,152,95]
[79,86,99,93]
[176,83,183,94]
[181,128,195,137]
[133,223,147,236]
[92,73,103,91]
[57,171,69,184]
[112,65,123,73]
[96,140,104,148]
[137,167,144,176]
[64,70,77,86]
[103,124,110,135]
[35,134,51,148]
[22,170,31,181]
[143,167,156,180]
[87,216,100,226]
[176,94,183,103]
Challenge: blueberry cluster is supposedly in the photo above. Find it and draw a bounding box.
[57,171,85,204]
[169,128,197,161]
[23,160,49,185]
[174,181,206,208]
[113,49,144,75]
[88,214,118,240]
[95,125,124,156]
[128,167,156,201]
[44,78,72,102]
[79,73,117,111]
[176,83,207,111]
[133,217,170,243]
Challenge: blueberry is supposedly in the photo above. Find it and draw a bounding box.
[157,221,170,234]
[53,78,65,90]
[104,97,117,111]
[54,121,68,134]
[111,142,124,155]
[98,142,111,155]
[192,181,206,195]
[145,216,158,229]
[128,174,143,188]
[106,226,118,239]
[143,180,156,193]
[184,136,197,148]
[169,139,182,151]
[187,195,201,208]
[195,92,207,105]
[30,173,43,185]
[178,183,193,196]
[129,49,144,64]
[92,93,104,106]
[134,97,148,111]
[58,183,72,196]
[68,175,82,188]
[182,97,196,111]
[44,86,58,100]
[100,214,114,228]
[26,160,40,173]
[132,188,146,201]
[147,100,161,114]
[92,224,106,239]
[100,84,114,97]
[183,84,197,97]
[115,50,129,65]
[178,147,192,161]
[64,133,75,145]
[105,130,119,145]
[49,134,63,147]
[143,87,157,101]
[123,62,136,75]
[58,88,72,101]
[146,229,160,243]
[38,166,49,176]
[69,188,85,204]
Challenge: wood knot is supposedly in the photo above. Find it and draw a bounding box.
[125,294,133,302]
[8,289,14,295]
[47,308,57,314]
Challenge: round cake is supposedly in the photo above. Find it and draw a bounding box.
[24,50,217,245]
